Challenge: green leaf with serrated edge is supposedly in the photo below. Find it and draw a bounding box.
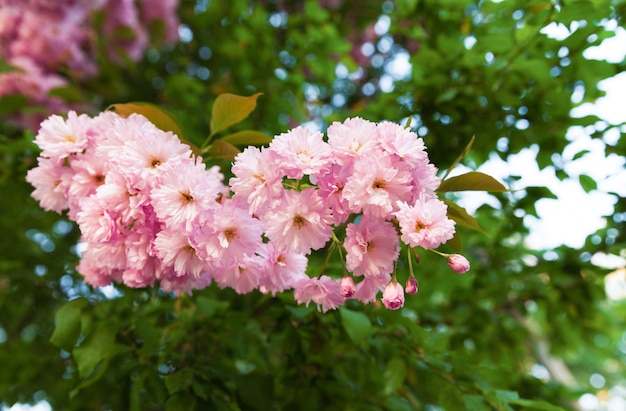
[340,307,372,344]
[210,92,262,137]
[208,139,241,161]
[50,298,88,351]
[442,135,474,180]
[438,171,507,193]
[107,102,185,140]
[579,174,597,193]
[509,398,567,411]
[443,199,485,234]
[383,357,407,395]
[220,130,273,146]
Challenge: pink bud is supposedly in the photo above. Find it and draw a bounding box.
[405,277,418,294]
[340,276,356,298]
[382,281,404,310]
[447,254,470,274]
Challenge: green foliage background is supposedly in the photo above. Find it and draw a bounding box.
[1,0,625,410]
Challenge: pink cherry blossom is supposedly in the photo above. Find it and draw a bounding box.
[213,255,265,295]
[269,126,332,179]
[262,188,332,255]
[154,228,211,279]
[405,277,418,295]
[343,151,413,218]
[344,216,400,277]
[382,281,404,310]
[229,146,284,215]
[257,242,308,295]
[327,117,378,165]
[394,196,456,249]
[447,254,470,274]
[25,156,73,213]
[293,275,344,312]
[376,121,428,167]
[34,111,92,159]
[352,273,390,304]
[340,276,356,299]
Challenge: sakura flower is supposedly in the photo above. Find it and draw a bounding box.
[257,241,308,295]
[262,188,332,255]
[269,125,332,179]
[405,276,418,295]
[314,163,352,225]
[26,156,73,213]
[382,281,404,310]
[293,275,344,312]
[394,196,456,249]
[344,216,399,277]
[34,111,92,159]
[75,196,118,244]
[154,228,210,279]
[192,199,264,262]
[213,254,265,295]
[340,276,356,299]
[229,146,284,215]
[352,273,390,304]
[343,152,413,219]
[376,121,428,167]
[447,254,470,274]
[327,117,378,165]
[151,158,225,232]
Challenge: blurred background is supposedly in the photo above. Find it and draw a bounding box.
[0,0,624,410]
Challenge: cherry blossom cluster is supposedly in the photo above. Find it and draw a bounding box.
[0,0,178,129]
[27,112,469,311]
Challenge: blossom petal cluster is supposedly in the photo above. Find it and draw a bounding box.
[27,113,469,311]
[0,0,179,129]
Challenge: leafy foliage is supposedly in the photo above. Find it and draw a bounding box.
[1,0,625,410]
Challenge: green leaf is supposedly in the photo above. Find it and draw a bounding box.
[0,94,29,116]
[383,357,407,395]
[443,200,485,234]
[107,102,185,139]
[208,139,241,161]
[340,307,372,344]
[166,394,197,411]
[73,323,128,378]
[48,86,83,103]
[221,130,273,146]
[236,374,275,411]
[196,296,230,317]
[446,231,463,252]
[210,92,262,137]
[442,136,474,180]
[165,367,194,395]
[463,395,491,411]
[50,298,88,351]
[509,398,567,411]
[579,174,597,193]
[438,171,507,192]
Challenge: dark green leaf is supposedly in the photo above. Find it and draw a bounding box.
[383,356,407,395]
[509,398,568,410]
[73,323,128,378]
[443,199,486,234]
[0,94,29,116]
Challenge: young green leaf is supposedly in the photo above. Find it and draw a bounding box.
[208,139,241,161]
[50,298,88,351]
[579,174,597,193]
[107,102,185,139]
[438,171,507,192]
[210,92,263,137]
[443,199,486,234]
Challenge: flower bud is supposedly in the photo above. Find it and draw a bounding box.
[382,281,404,310]
[340,276,356,299]
[447,254,470,274]
[405,276,418,294]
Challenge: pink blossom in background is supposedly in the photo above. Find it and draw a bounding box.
[0,0,179,130]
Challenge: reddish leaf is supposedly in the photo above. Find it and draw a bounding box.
[210,93,262,137]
